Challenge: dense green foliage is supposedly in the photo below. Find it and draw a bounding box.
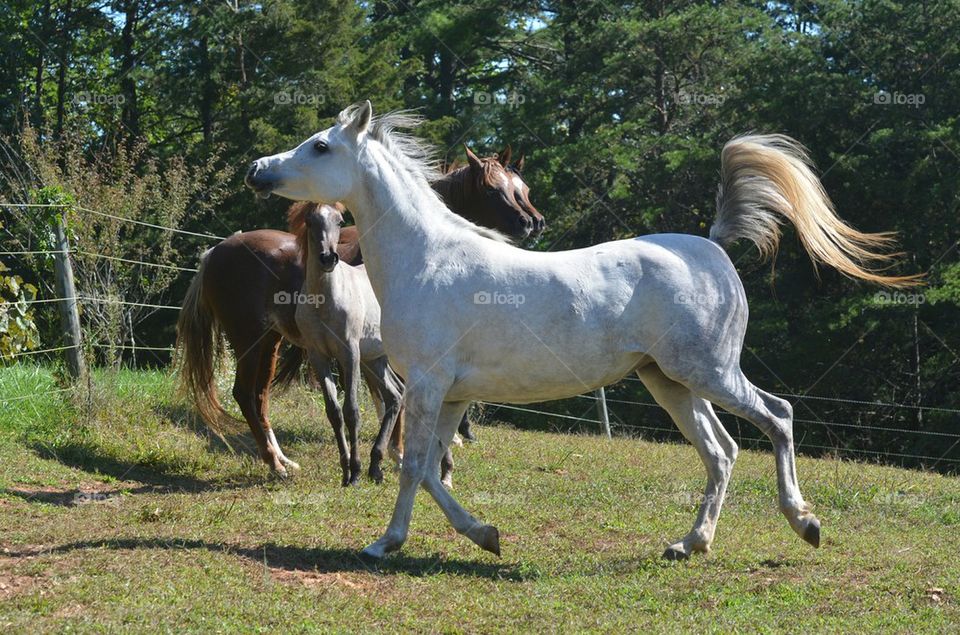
[1,1,958,466]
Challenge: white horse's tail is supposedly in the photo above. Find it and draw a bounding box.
[709,134,921,287]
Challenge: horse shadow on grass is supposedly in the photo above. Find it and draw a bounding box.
[2,537,529,581]
[156,403,330,458]
[24,437,263,500]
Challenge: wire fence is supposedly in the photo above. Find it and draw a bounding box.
[2,202,958,470]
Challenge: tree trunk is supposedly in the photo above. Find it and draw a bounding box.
[33,0,51,132]
[199,34,214,145]
[54,0,75,143]
[119,0,141,142]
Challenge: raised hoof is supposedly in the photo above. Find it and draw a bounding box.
[662,546,690,561]
[468,524,500,557]
[803,517,821,549]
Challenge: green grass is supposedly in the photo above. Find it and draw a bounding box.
[1,365,958,632]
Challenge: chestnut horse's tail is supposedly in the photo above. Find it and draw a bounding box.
[174,249,234,446]
[272,343,306,390]
[710,134,922,288]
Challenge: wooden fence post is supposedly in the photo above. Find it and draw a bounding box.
[595,387,611,438]
[51,211,85,380]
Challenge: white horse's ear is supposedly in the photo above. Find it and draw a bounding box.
[352,100,372,134]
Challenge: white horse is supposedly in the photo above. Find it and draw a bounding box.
[246,101,918,561]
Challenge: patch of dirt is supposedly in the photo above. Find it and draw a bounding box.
[926,587,948,604]
[271,568,388,593]
[52,603,88,618]
[0,573,44,598]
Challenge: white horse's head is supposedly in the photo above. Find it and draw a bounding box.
[245,101,373,204]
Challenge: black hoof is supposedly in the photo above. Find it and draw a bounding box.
[662,546,690,561]
[369,469,384,484]
[358,549,384,566]
[803,518,821,549]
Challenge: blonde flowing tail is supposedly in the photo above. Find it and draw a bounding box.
[710,134,922,288]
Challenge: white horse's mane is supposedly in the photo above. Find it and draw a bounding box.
[338,104,509,244]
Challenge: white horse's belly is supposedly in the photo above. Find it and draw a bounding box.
[447,350,648,403]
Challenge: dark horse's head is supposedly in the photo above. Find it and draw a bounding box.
[499,146,545,239]
[435,146,544,241]
[288,202,344,272]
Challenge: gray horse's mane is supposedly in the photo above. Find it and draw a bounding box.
[338,104,509,244]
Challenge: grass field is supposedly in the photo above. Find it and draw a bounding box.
[1,364,958,632]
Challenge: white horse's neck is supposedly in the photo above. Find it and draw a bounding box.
[344,141,472,302]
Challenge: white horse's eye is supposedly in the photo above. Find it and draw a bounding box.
[314,140,329,154]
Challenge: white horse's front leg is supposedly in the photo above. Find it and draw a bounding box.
[361,378,447,559]
[421,401,500,555]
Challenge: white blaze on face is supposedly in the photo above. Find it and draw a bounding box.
[511,174,527,194]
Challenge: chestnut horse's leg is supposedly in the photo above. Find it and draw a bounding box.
[231,330,286,476]
[389,405,404,466]
[440,446,454,489]
[457,412,476,443]
[254,333,300,474]
[309,352,350,486]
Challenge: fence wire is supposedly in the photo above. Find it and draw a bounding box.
[3,203,958,469]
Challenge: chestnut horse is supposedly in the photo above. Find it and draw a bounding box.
[176,150,541,478]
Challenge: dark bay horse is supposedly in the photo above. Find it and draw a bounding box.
[176,150,541,478]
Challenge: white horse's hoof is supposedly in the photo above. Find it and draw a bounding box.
[802,516,821,548]
[663,545,690,561]
[465,524,500,556]
[360,545,385,561]
[452,434,464,448]
[441,475,453,489]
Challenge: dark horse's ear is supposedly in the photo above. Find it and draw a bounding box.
[515,153,525,173]
[498,144,512,167]
[464,144,483,170]
[331,202,346,225]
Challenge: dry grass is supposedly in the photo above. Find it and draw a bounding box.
[0,365,958,632]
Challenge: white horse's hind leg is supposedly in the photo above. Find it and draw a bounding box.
[687,369,821,549]
[421,401,500,555]
[637,365,737,560]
